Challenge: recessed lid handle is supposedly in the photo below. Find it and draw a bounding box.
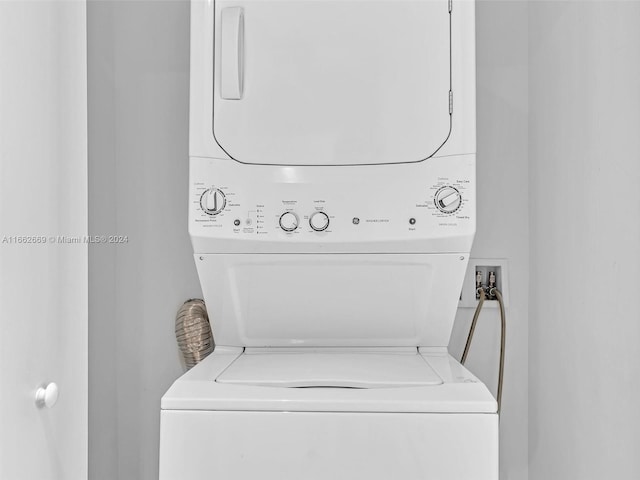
[216,352,443,389]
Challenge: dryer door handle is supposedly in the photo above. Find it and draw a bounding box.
[220,7,244,100]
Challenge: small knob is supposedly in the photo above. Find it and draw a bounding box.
[279,212,299,232]
[35,382,59,408]
[434,186,462,213]
[200,188,226,215]
[309,211,330,231]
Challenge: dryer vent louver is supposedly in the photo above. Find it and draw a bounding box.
[175,299,214,369]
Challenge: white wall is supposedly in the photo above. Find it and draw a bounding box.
[88,1,529,478]
[450,2,529,479]
[88,2,200,479]
[528,2,640,479]
[88,2,117,476]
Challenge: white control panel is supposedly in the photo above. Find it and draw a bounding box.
[189,155,476,253]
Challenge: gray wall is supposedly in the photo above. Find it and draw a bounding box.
[450,2,529,479]
[88,1,529,479]
[88,2,200,479]
[528,2,640,479]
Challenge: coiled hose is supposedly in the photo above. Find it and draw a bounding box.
[461,287,506,415]
[175,299,214,369]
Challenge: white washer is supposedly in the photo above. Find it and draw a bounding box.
[161,348,497,479]
[161,0,495,478]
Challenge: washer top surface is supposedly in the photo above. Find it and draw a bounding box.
[216,350,443,388]
[162,347,497,413]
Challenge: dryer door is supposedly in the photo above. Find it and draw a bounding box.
[213,0,451,165]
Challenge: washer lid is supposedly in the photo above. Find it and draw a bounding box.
[213,0,451,166]
[216,351,443,388]
[162,348,498,413]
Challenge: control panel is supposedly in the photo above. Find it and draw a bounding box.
[189,155,475,251]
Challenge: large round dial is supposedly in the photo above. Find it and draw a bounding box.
[200,188,226,215]
[434,186,462,214]
[309,211,330,232]
[279,212,299,232]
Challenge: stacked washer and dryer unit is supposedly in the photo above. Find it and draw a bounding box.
[160,0,498,478]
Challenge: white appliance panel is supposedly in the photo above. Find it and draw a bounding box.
[189,0,476,162]
[189,155,475,254]
[160,410,498,480]
[213,0,451,165]
[196,253,468,347]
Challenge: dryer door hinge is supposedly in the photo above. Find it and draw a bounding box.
[448,0,452,13]
[449,90,453,114]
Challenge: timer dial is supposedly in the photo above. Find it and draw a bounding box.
[279,212,299,232]
[200,188,226,215]
[309,211,330,231]
[434,186,462,214]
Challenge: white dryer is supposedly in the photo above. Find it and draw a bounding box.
[160,0,497,478]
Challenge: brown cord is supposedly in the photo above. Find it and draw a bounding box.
[461,287,506,415]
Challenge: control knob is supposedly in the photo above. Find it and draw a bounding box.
[200,188,226,215]
[434,186,462,214]
[309,211,330,232]
[279,212,299,232]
